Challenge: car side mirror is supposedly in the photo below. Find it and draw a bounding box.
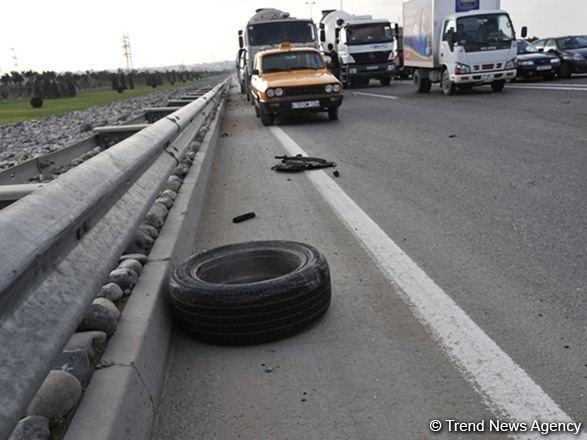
[521,26,528,39]
[537,48,544,53]
[320,29,326,42]
[447,28,455,51]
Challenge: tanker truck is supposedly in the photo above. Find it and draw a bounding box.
[319,10,395,87]
[403,0,519,95]
[237,9,319,100]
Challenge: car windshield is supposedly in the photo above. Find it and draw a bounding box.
[247,21,316,46]
[517,40,539,54]
[457,13,514,51]
[557,36,587,50]
[346,23,393,45]
[262,51,325,73]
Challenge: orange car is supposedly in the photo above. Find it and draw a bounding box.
[249,44,344,126]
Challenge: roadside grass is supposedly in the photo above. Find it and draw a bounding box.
[0,80,202,125]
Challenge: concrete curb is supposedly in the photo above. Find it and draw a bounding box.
[64,89,227,440]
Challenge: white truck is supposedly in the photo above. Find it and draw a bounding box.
[238,9,319,100]
[319,10,395,87]
[402,0,519,94]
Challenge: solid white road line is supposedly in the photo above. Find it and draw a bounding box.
[352,91,400,100]
[269,126,585,440]
[508,84,587,92]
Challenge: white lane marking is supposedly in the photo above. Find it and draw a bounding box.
[270,125,585,440]
[352,91,400,100]
[509,84,587,92]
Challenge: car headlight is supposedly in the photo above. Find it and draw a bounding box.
[505,58,516,69]
[324,84,333,93]
[550,58,561,64]
[455,63,471,74]
[573,53,585,61]
[275,88,284,97]
[518,60,534,66]
[332,84,341,92]
[349,68,358,75]
[266,88,275,98]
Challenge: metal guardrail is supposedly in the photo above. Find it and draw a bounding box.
[0,79,229,439]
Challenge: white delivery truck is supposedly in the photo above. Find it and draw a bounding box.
[238,9,319,100]
[402,0,519,94]
[319,10,395,87]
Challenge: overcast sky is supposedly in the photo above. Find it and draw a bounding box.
[0,0,585,74]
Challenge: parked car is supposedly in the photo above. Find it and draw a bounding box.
[515,40,560,80]
[249,44,344,126]
[532,36,587,78]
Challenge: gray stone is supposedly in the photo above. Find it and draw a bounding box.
[120,253,148,264]
[65,331,107,358]
[51,349,90,382]
[98,282,124,301]
[78,304,118,336]
[118,258,143,276]
[92,298,121,321]
[8,415,50,440]
[161,189,177,200]
[124,231,147,254]
[163,177,181,193]
[138,229,155,253]
[109,267,138,289]
[155,195,174,210]
[138,224,159,239]
[144,203,168,229]
[174,164,189,178]
[26,371,82,419]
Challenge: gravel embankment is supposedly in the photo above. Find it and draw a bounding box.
[0,78,222,170]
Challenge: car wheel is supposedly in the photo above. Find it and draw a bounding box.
[328,107,338,121]
[559,62,572,79]
[441,69,456,95]
[260,109,275,126]
[491,80,506,92]
[169,241,331,345]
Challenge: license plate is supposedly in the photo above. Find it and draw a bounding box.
[536,65,551,71]
[366,65,380,71]
[291,100,320,109]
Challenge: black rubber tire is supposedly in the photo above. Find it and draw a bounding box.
[441,69,456,95]
[169,241,331,345]
[491,80,506,92]
[328,107,338,121]
[414,69,431,93]
[260,110,274,126]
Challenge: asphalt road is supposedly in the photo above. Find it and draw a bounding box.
[153,77,587,439]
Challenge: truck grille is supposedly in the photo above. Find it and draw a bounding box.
[284,85,325,96]
[351,51,392,64]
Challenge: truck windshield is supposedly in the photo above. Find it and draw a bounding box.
[346,23,393,46]
[248,21,315,46]
[456,13,514,52]
[262,51,325,73]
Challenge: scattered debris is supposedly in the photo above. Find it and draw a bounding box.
[333,170,340,177]
[221,132,229,137]
[272,154,337,172]
[449,134,456,138]
[233,212,256,223]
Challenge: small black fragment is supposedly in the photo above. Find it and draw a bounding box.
[449,134,456,138]
[333,170,340,177]
[233,212,256,223]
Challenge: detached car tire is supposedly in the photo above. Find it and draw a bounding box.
[169,241,331,345]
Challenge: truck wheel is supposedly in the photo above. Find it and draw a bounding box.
[380,76,391,86]
[441,69,456,95]
[260,109,274,126]
[491,80,506,92]
[328,107,338,121]
[414,69,430,93]
[168,241,331,345]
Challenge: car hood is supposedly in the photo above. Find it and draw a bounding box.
[260,70,340,87]
[517,53,558,61]
[563,47,587,57]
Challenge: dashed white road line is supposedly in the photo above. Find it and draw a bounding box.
[352,91,400,100]
[269,125,585,440]
[508,84,587,92]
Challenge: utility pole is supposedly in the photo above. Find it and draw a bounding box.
[305,1,316,19]
[122,34,133,70]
